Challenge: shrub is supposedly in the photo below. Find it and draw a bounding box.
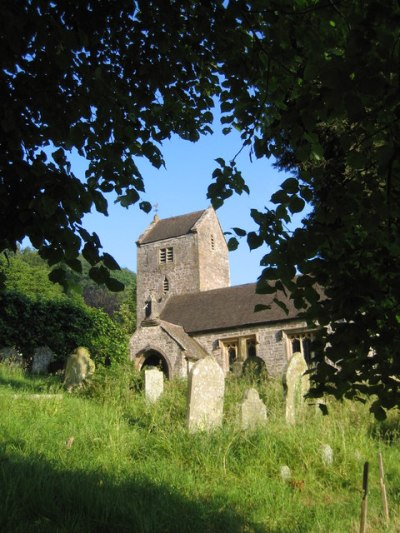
[0,291,128,367]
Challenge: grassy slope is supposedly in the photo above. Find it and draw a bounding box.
[0,363,399,533]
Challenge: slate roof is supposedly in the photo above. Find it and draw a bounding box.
[160,321,208,360]
[139,210,206,244]
[160,283,305,334]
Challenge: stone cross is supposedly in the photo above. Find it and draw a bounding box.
[283,352,309,424]
[239,388,267,431]
[145,368,164,403]
[187,356,225,433]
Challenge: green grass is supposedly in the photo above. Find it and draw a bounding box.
[0,362,399,532]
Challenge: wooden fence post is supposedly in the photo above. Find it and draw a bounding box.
[378,451,389,524]
[359,461,369,533]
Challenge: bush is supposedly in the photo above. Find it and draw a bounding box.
[0,291,128,367]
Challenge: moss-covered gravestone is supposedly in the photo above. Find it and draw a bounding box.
[64,347,95,391]
[283,352,309,424]
[187,356,225,433]
[239,388,267,431]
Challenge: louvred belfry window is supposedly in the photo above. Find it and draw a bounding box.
[159,247,173,263]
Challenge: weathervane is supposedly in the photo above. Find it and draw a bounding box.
[153,203,159,215]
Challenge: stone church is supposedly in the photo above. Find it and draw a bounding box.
[129,207,314,379]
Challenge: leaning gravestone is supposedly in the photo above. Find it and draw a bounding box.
[31,346,55,374]
[187,356,225,433]
[239,388,267,431]
[64,347,95,391]
[145,368,164,403]
[283,352,309,424]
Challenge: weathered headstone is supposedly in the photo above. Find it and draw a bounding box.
[31,346,55,374]
[145,368,164,403]
[280,465,292,482]
[283,352,309,424]
[187,356,225,433]
[64,347,95,391]
[321,444,333,466]
[239,388,267,431]
[0,346,23,366]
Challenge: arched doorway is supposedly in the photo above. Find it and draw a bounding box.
[136,349,170,379]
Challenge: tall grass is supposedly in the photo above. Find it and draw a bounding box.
[0,361,399,532]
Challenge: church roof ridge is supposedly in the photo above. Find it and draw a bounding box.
[160,283,304,333]
[138,209,207,245]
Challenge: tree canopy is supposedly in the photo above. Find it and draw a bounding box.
[1,0,400,414]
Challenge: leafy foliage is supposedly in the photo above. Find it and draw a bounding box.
[206,1,400,415]
[2,1,400,411]
[0,249,131,365]
[0,290,127,366]
[0,248,136,333]
[0,0,220,286]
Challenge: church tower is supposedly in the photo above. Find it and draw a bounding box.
[136,207,230,324]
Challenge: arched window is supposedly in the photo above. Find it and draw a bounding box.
[144,299,152,318]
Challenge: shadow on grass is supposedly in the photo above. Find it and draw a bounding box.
[0,449,281,533]
[0,373,62,394]
[370,416,400,445]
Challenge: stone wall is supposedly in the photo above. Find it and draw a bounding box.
[196,209,230,291]
[129,323,188,378]
[136,208,230,324]
[192,319,308,377]
[136,233,200,323]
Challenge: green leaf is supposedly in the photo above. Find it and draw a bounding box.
[105,277,125,292]
[271,190,288,205]
[232,227,247,237]
[139,201,152,213]
[102,253,120,271]
[92,191,108,215]
[281,178,299,194]
[89,266,110,284]
[289,196,305,214]
[65,258,83,273]
[247,232,263,250]
[227,237,239,251]
[49,267,66,284]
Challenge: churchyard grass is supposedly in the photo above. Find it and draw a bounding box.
[0,361,399,532]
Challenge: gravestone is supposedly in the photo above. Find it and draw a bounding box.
[64,347,95,391]
[280,465,292,482]
[145,368,164,403]
[31,346,55,374]
[321,444,333,466]
[187,356,224,433]
[283,352,309,424]
[239,388,267,431]
[0,346,23,366]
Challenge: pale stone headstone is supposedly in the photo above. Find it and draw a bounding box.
[239,388,267,431]
[64,347,95,391]
[283,352,310,424]
[187,356,225,433]
[321,444,333,466]
[145,368,164,403]
[31,346,56,374]
[280,465,291,482]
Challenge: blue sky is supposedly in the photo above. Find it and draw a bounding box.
[78,126,296,286]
